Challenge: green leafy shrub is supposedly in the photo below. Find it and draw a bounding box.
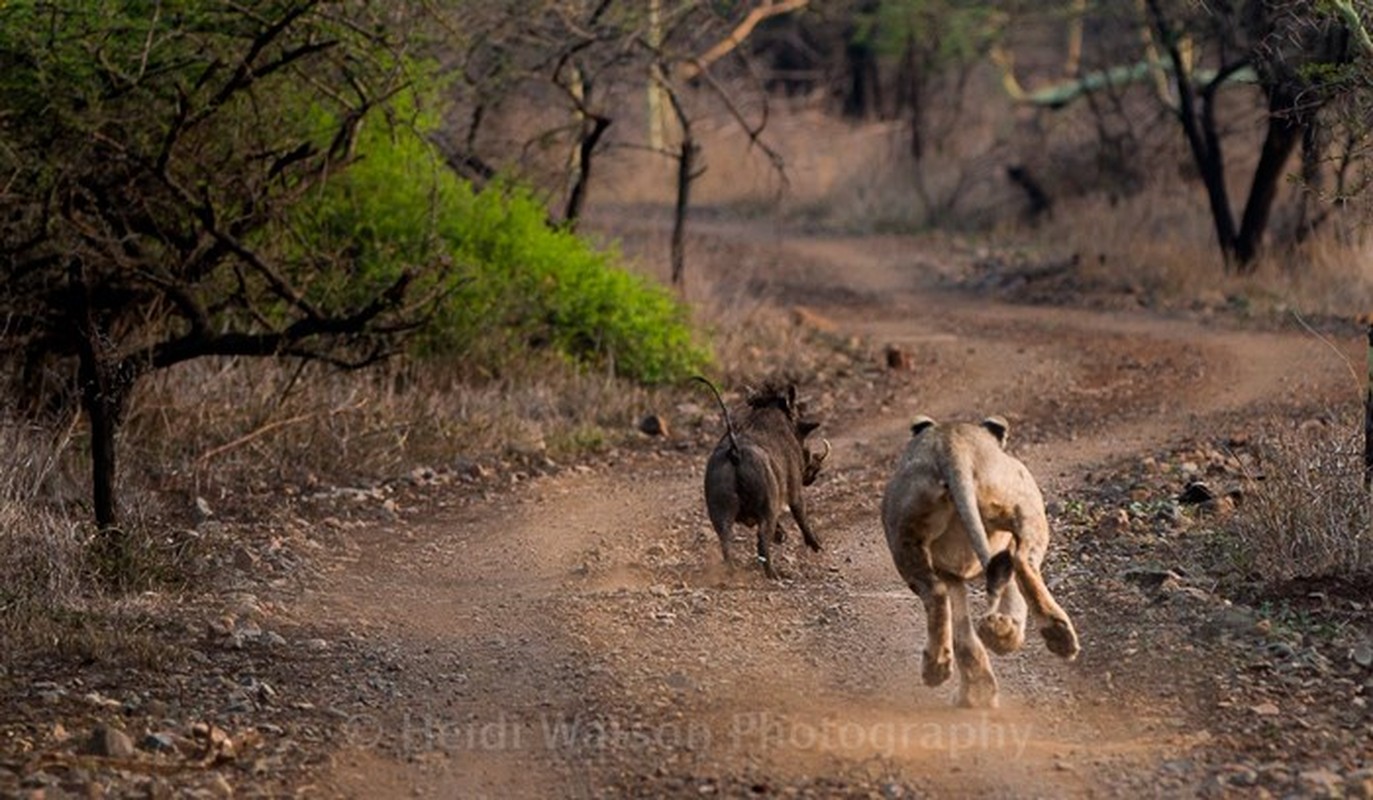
[293,110,709,384]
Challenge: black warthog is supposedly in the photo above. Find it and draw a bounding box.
[696,378,830,578]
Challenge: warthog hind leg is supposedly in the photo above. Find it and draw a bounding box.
[791,498,823,552]
[757,516,780,579]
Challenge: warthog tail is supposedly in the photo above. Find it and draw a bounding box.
[692,376,741,464]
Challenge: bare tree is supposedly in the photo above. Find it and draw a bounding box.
[425,0,794,282]
[0,2,438,533]
[1146,0,1360,271]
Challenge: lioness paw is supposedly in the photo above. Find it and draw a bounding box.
[1041,618,1080,660]
[977,613,1025,655]
[922,648,953,687]
[957,679,999,710]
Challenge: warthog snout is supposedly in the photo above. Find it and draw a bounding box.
[803,437,831,486]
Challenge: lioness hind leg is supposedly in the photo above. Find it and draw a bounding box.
[950,582,998,708]
[895,539,952,687]
[907,577,953,687]
[1013,556,1080,660]
[977,580,1027,656]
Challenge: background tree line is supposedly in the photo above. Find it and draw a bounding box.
[3,0,1373,539]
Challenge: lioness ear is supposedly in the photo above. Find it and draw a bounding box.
[797,420,820,439]
[910,416,936,437]
[982,416,1009,446]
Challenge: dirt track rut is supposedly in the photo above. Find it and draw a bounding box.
[311,231,1355,798]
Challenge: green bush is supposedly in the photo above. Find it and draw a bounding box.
[293,111,709,384]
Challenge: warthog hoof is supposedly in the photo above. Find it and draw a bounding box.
[1041,617,1080,660]
[922,647,953,687]
[977,613,1025,655]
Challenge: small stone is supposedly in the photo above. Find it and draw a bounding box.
[209,773,233,798]
[232,545,257,571]
[457,459,489,480]
[638,414,670,438]
[1346,768,1373,799]
[1299,768,1344,797]
[1177,481,1215,505]
[1250,702,1280,716]
[140,733,178,754]
[790,305,838,333]
[1352,642,1373,669]
[1097,509,1130,536]
[884,344,912,371]
[1216,763,1259,786]
[84,725,135,758]
[1122,566,1183,589]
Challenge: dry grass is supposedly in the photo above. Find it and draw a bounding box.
[0,419,87,609]
[1224,410,1373,584]
[122,354,677,508]
[0,414,193,670]
[1033,179,1373,319]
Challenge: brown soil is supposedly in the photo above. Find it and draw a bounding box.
[4,221,1369,799]
[309,224,1365,797]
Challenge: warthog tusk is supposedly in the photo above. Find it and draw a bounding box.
[819,438,831,460]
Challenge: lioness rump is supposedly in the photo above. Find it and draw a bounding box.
[700,380,829,578]
[881,415,1079,708]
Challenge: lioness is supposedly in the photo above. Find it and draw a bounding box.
[881,415,1079,708]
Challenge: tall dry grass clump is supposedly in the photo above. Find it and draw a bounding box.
[0,416,86,611]
[1224,412,1373,584]
[120,351,692,514]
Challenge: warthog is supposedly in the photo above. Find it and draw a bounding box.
[696,378,830,578]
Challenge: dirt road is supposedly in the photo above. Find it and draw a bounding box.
[308,228,1357,798]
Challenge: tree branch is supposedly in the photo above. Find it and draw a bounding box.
[677,0,809,82]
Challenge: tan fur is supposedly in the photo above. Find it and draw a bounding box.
[881,415,1079,709]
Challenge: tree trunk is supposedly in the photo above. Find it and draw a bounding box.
[1234,90,1307,270]
[1366,324,1373,490]
[1295,119,1327,244]
[671,135,699,288]
[564,113,611,230]
[1196,92,1239,268]
[843,6,882,121]
[1146,0,1239,269]
[80,368,121,532]
[70,259,128,533]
